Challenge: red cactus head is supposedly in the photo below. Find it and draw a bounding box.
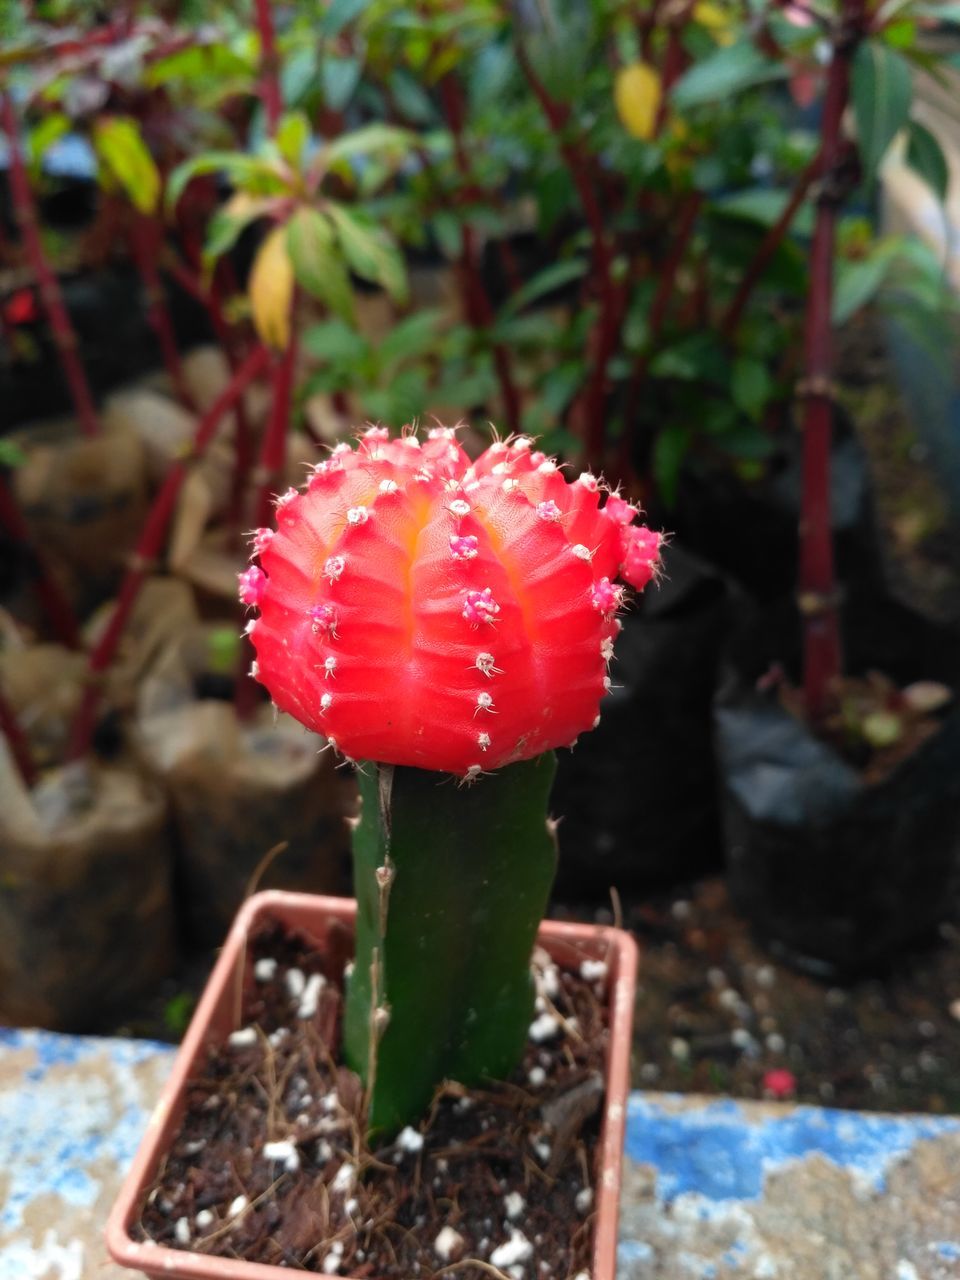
[243,428,661,777]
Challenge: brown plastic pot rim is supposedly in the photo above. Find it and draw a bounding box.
[105,889,638,1280]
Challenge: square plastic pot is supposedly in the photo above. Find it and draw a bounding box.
[105,890,637,1280]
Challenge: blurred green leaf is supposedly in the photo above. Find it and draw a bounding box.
[207,627,240,675]
[0,440,28,469]
[276,110,310,168]
[93,116,160,215]
[499,258,588,318]
[324,123,415,170]
[163,992,196,1038]
[833,255,889,324]
[203,196,271,264]
[905,120,949,201]
[321,0,373,36]
[653,424,691,505]
[431,210,462,259]
[731,357,772,420]
[539,361,584,415]
[379,309,444,365]
[851,42,912,180]
[145,43,255,90]
[535,167,575,235]
[389,69,436,124]
[649,333,727,382]
[883,18,916,49]
[286,207,355,320]
[282,46,319,104]
[326,204,408,302]
[167,151,287,209]
[322,55,363,110]
[303,318,369,366]
[362,367,430,425]
[26,112,69,176]
[912,2,960,20]
[493,312,559,347]
[711,188,815,238]
[672,41,786,110]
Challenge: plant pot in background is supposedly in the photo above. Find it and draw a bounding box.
[9,414,149,615]
[0,627,86,768]
[105,890,637,1280]
[0,261,212,429]
[0,746,176,1030]
[551,544,730,895]
[664,405,884,605]
[137,627,353,946]
[714,597,960,978]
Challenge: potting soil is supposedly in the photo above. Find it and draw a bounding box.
[135,920,607,1278]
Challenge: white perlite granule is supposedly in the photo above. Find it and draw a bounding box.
[490,1230,534,1268]
[396,1125,425,1153]
[528,1013,560,1042]
[263,1140,300,1172]
[331,1162,356,1194]
[284,967,306,999]
[579,959,608,982]
[321,1242,343,1273]
[227,1027,257,1048]
[504,1191,525,1221]
[254,957,277,982]
[227,1195,248,1218]
[433,1227,465,1262]
[297,972,326,1019]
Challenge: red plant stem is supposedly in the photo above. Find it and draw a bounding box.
[514,40,620,467]
[798,2,865,720]
[237,339,295,725]
[617,192,703,482]
[1,91,100,438]
[438,76,522,434]
[129,216,197,412]
[0,682,36,790]
[166,254,253,538]
[4,21,123,66]
[655,0,697,129]
[514,40,612,284]
[653,194,702,341]
[233,635,261,721]
[723,154,821,335]
[67,344,270,760]
[253,338,297,532]
[254,0,282,136]
[0,472,81,649]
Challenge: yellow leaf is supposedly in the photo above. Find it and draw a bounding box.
[223,192,264,220]
[614,63,662,142]
[694,2,735,45]
[249,226,294,350]
[93,116,161,215]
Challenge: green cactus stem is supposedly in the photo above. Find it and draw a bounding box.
[344,754,558,1137]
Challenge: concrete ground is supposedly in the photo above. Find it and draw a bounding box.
[1,1029,959,1280]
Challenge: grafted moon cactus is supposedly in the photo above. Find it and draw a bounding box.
[244,427,660,778]
[241,426,661,1134]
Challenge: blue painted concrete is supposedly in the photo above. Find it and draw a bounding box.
[625,1094,960,1204]
[2,1030,959,1278]
[0,133,97,180]
[0,1030,174,1235]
